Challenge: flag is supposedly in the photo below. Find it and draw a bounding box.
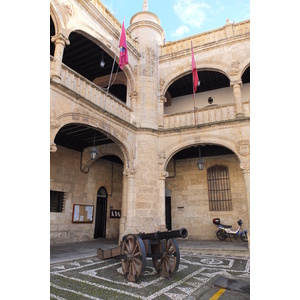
[191,41,199,97]
[119,21,128,70]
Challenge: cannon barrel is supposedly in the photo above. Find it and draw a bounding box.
[139,228,188,240]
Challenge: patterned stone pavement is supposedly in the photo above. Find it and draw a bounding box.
[50,252,250,299]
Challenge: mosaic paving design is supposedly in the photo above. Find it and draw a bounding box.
[50,253,250,299]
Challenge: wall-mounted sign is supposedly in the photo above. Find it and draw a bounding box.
[110,209,121,218]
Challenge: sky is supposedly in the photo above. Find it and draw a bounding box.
[101,0,250,41]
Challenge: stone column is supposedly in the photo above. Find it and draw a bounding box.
[119,171,128,242]
[230,80,244,117]
[158,96,166,129]
[158,171,168,231]
[129,91,138,124]
[51,33,70,83]
[240,162,250,248]
[121,168,136,236]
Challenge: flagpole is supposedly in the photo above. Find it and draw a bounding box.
[191,40,197,125]
[106,17,125,98]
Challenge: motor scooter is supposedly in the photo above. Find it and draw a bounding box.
[213,218,248,242]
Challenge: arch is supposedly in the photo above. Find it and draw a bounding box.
[50,4,60,37]
[61,29,136,104]
[51,116,135,171]
[94,186,108,238]
[241,64,250,84]
[238,55,250,81]
[81,143,125,173]
[162,66,231,97]
[163,134,243,173]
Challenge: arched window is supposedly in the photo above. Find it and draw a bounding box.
[207,165,232,211]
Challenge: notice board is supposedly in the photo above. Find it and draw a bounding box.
[72,204,94,223]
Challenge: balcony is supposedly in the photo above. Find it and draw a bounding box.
[51,57,249,131]
[163,102,250,130]
[51,57,132,124]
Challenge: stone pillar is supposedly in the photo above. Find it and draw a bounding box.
[158,96,166,129]
[230,80,244,117]
[240,162,250,248]
[119,171,128,242]
[158,171,168,231]
[51,33,70,83]
[121,168,136,236]
[129,91,138,124]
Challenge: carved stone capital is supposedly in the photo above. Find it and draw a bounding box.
[129,91,138,99]
[160,95,167,103]
[230,80,243,88]
[159,171,169,180]
[124,168,136,177]
[240,162,250,173]
[50,142,57,153]
[51,33,70,46]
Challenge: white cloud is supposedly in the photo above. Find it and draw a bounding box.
[173,0,210,28]
[171,25,190,38]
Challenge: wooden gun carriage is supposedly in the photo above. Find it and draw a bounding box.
[120,228,188,282]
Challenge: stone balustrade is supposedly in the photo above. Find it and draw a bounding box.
[163,102,250,129]
[161,20,250,57]
[51,57,133,123]
[51,56,249,130]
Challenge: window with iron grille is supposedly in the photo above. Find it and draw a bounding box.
[207,165,232,211]
[50,190,65,212]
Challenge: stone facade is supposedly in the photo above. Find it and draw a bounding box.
[50,0,250,244]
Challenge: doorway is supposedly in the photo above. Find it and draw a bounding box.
[94,187,108,238]
[165,188,172,230]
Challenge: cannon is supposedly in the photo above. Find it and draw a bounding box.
[120,228,188,282]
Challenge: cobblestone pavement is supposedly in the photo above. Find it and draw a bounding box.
[50,252,250,299]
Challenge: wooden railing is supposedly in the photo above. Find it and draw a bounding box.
[50,57,132,123]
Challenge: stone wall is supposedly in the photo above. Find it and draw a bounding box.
[50,145,123,245]
[166,155,249,240]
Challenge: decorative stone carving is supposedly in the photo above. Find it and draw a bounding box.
[240,162,250,173]
[158,151,166,164]
[159,79,165,91]
[143,0,148,11]
[228,61,240,76]
[237,140,250,157]
[50,142,57,153]
[50,111,60,129]
[63,2,73,21]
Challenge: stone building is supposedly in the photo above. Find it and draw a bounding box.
[50,0,250,245]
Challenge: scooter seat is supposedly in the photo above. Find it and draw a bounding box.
[220,224,232,228]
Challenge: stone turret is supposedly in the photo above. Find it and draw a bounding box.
[128,2,165,129]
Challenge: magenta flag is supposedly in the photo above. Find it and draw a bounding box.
[119,21,128,70]
[191,41,199,97]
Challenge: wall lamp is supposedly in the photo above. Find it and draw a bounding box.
[100,52,105,68]
[208,97,213,104]
[89,133,98,160]
[197,145,204,170]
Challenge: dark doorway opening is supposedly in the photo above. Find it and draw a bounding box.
[165,191,172,230]
[94,187,108,238]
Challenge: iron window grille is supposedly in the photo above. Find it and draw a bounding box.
[207,165,232,211]
[50,190,65,212]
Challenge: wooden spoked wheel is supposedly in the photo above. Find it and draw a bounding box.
[121,234,146,282]
[152,238,180,278]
